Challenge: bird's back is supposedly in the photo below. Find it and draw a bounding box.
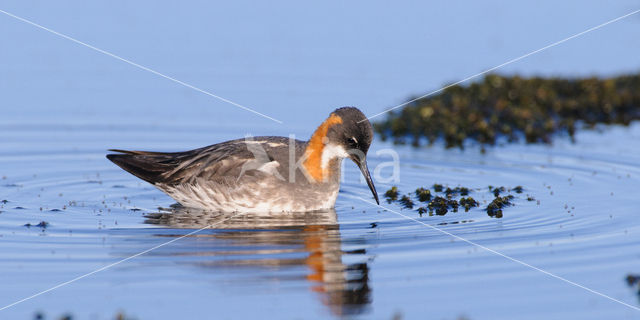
[107,136,341,211]
[108,137,294,183]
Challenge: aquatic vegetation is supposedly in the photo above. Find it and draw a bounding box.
[426,196,464,215]
[374,73,640,149]
[399,195,414,209]
[448,198,459,212]
[486,195,515,218]
[445,187,470,198]
[415,187,432,202]
[459,197,479,212]
[490,186,506,197]
[385,184,525,218]
[626,274,640,296]
[384,186,399,203]
[457,187,470,196]
[428,196,451,215]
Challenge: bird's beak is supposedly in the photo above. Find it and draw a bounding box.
[351,155,379,205]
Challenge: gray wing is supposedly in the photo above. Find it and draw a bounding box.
[106,137,292,185]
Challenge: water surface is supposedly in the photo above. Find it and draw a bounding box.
[1,122,640,319]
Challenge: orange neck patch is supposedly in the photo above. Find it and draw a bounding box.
[303,113,343,182]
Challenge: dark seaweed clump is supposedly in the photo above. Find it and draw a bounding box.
[626,274,640,297]
[374,73,640,149]
[415,187,432,202]
[399,195,414,209]
[427,196,458,215]
[384,186,399,203]
[385,184,480,216]
[490,186,506,197]
[486,195,514,218]
[446,187,470,197]
[459,197,479,212]
[385,184,529,218]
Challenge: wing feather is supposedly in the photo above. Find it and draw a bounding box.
[106,138,289,185]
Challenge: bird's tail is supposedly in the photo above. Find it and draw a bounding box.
[106,149,175,184]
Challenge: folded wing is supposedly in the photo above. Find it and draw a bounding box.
[106,141,259,185]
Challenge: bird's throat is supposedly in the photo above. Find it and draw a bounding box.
[303,113,343,182]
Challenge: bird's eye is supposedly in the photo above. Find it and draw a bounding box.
[347,137,358,147]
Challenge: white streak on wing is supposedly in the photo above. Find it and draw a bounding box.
[257,161,280,175]
[239,141,285,181]
[267,142,285,147]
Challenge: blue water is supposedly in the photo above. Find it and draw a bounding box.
[1,1,640,319]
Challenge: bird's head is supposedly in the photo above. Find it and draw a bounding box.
[322,107,378,204]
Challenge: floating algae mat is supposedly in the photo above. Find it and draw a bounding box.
[384,184,532,218]
[626,274,640,297]
[374,73,640,148]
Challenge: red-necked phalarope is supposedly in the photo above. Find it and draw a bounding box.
[107,107,379,212]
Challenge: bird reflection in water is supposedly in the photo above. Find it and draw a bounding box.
[144,206,372,316]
